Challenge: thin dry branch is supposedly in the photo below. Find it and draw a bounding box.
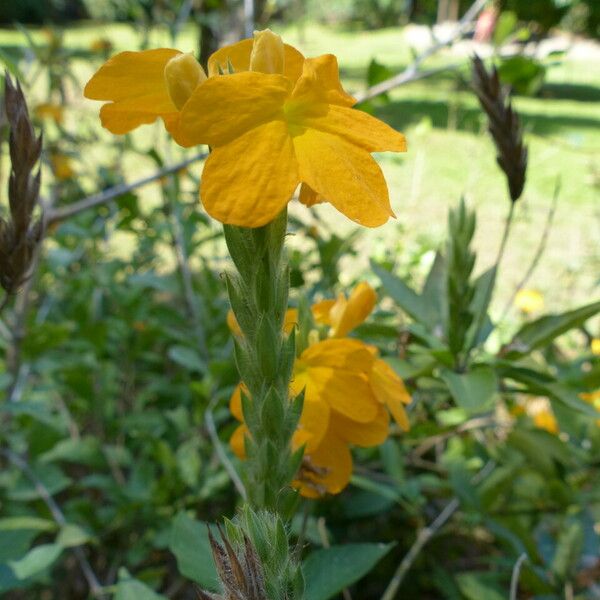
[1,449,107,599]
[46,151,207,225]
[355,0,487,103]
[380,461,496,600]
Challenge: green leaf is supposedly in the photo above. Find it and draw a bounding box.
[8,543,62,580]
[493,11,518,46]
[465,266,497,349]
[0,517,57,533]
[114,568,167,600]
[175,439,202,488]
[503,300,600,358]
[168,512,218,590]
[168,345,206,373]
[372,261,428,324]
[456,572,505,600]
[440,366,497,414]
[420,251,448,332]
[551,522,584,580]
[56,524,92,548]
[304,543,393,600]
[501,366,600,418]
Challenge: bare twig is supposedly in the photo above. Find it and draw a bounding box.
[163,178,208,360]
[205,399,247,500]
[380,461,496,600]
[1,449,107,599]
[499,178,560,323]
[355,0,487,103]
[509,553,528,600]
[46,151,207,225]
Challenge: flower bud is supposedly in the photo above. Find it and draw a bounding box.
[164,53,206,110]
[249,29,284,74]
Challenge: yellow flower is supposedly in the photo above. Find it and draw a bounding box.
[580,390,600,427]
[34,103,64,125]
[227,283,412,497]
[533,409,558,434]
[230,338,391,498]
[85,29,406,229]
[313,281,376,338]
[83,30,302,147]
[591,338,600,356]
[514,289,544,314]
[50,153,74,181]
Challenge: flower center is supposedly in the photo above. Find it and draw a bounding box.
[164,53,207,110]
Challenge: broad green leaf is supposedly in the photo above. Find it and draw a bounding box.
[456,572,505,600]
[0,517,56,533]
[304,543,393,600]
[503,300,600,358]
[493,10,517,46]
[501,366,600,418]
[551,522,583,580]
[465,266,497,349]
[175,439,202,487]
[8,543,62,580]
[440,366,497,414]
[115,568,167,600]
[168,512,218,590]
[41,436,103,467]
[168,345,206,373]
[421,251,447,331]
[372,262,427,324]
[56,524,92,548]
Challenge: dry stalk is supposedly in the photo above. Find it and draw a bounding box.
[0,72,43,296]
[471,55,528,203]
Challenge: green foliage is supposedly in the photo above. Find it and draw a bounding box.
[303,543,393,600]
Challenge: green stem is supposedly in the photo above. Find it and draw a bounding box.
[223,209,302,514]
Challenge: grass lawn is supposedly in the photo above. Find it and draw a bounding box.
[0,21,598,315]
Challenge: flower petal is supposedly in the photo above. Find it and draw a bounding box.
[179,71,291,147]
[84,49,180,133]
[200,119,299,227]
[296,432,352,498]
[294,397,330,453]
[312,299,336,325]
[230,424,248,459]
[330,405,389,447]
[371,359,411,431]
[330,282,377,337]
[291,54,355,107]
[299,182,326,207]
[293,128,395,227]
[303,104,406,152]
[208,39,305,83]
[300,338,374,371]
[229,383,247,421]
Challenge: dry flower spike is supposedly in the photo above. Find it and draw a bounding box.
[471,55,528,203]
[0,72,43,295]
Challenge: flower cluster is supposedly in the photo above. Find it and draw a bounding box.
[229,282,411,498]
[84,29,406,229]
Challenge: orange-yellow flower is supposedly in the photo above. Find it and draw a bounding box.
[84,29,406,229]
[34,103,64,125]
[580,390,600,427]
[227,283,411,497]
[591,338,600,356]
[514,289,544,315]
[50,152,75,181]
[312,281,376,338]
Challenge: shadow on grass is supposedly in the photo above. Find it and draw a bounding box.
[373,98,600,136]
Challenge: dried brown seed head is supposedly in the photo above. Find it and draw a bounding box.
[471,55,528,203]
